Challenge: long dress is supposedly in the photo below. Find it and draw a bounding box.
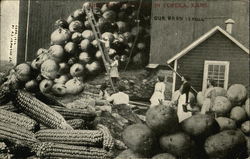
[110,60,119,78]
[150,82,165,107]
[177,93,192,122]
[177,82,192,122]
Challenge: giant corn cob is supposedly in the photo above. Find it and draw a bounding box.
[0,71,20,106]
[97,124,114,151]
[40,119,87,130]
[49,105,97,121]
[12,90,73,130]
[32,142,111,159]
[0,84,11,105]
[0,108,38,131]
[66,119,87,129]
[35,129,103,146]
[35,92,66,107]
[0,121,38,146]
[0,104,19,112]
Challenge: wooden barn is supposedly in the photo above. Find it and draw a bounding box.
[167,20,249,96]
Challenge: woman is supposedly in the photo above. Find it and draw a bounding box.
[201,79,216,114]
[150,75,165,107]
[110,55,120,84]
[204,79,216,98]
[177,75,192,122]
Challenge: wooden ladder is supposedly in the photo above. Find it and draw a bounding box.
[84,6,115,91]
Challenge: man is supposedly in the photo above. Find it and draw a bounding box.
[107,84,129,105]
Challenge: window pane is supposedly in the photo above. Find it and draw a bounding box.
[214,65,219,71]
[208,65,213,71]
[220,65,225,72]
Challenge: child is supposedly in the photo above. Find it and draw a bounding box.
[99,83,110,100]
[150,75,166,107]
[107,84,129,105]
[110,55,120,84]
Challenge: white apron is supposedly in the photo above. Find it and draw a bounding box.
[177,94,192,123]
[150,82,165,108]
[110,60,119,78]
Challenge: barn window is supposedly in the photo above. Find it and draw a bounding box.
[202,60,230,92]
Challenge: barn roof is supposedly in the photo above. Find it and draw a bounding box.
[167,26,249,64]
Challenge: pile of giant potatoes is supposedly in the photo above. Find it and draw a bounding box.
[116,84,250,159]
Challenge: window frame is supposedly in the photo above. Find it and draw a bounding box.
[202,60,230,92]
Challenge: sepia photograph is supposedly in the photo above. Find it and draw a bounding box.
[0,0,249,158]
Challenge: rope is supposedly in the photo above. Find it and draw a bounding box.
[123,0,143,71]
[167,64,198,93]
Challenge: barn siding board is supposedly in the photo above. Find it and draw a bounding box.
[17,0,29,64]
[175,31,249,93]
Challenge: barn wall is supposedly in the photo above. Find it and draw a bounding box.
[17,0,141,63]
[175,31,249,92]
[17,0,89,63]
[150,0,249,65]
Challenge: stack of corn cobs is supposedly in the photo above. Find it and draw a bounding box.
[0,78,115,158]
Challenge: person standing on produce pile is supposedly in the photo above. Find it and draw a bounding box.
[107,84,129,105]
[177,75,192,122]
[201,79,216,114]
[110,55,120,85]
[204,79,216,98]
[150,75,166,107]
[99,83,110,100]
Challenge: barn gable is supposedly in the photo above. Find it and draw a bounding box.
[167,26,249,95]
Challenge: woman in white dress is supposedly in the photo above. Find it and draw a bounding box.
[201,79,216,114]
[150,75,165,107]
[110,55,120,85]
[177,76,192,123]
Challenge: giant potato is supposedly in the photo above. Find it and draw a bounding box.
[215,117,237,131]
[152,153,177,159]
[241,120,250,135]
[204,130,247,159]
[146,104,179,135]
[115,149,148,159]
[243,98,250,118]
[212,96,232,116]
[230,106,247,124]
[181,114,220,141]
[122,124,156,154]
[159,132,195,157]
[227,84,247,105]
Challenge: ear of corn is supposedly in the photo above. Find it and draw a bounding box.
[0,104,19,112]
[35,92,66,107]
[40,119,87,130]
[12,90,73,130]
[97,124,114,151]
[49,105,97,121]
[0,85,11,105]
[35,129,103,146]
[0,121,38,146]
[114,139,127,150]
[32,142,111,159]
[66,119,86,129]
[0,108,38,131]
